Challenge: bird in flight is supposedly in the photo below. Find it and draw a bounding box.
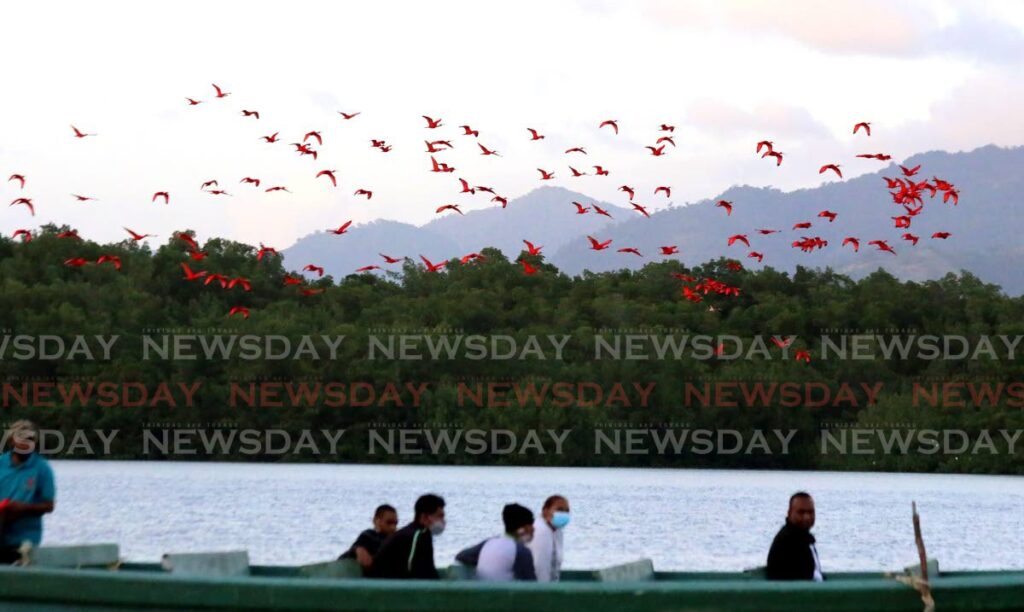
[317,170,338,187]
[527,128,545,141]
[71,125,96,138]
[587,236,612,251]
[436,204,464,215]
[10,198,35,216]
[819,164,842,178]
[853,122,871,136]
[599,119,619,134]
[124,227,156,241]
[716,200,733,216]
[338,111,361,120]
[8,174,25,189]
[152,191,170,205]
[212,83,230,98]
[304,264,325,277]
[422,116,443,129]
[655,186,671,198]
[241,110,260,120]
[329,221,353,235]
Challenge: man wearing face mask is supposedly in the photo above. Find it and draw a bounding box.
[368,494,445,579]
[456,503,536,582]
[527,495,570,582]
[0,420,56,564]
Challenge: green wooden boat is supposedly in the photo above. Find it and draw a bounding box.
[0,545,1020,611]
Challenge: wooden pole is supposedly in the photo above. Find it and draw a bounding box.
[912,501,935,612]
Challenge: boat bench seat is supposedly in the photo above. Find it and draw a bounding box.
[160,551,250,577]
[592,559,655,582]
[298,559,365,579]
[28,544,121,569]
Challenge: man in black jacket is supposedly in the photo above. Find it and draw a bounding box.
[766,491,824,581]
[368,494,445,579]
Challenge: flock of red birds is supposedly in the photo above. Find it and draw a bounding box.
[4,84,962,356]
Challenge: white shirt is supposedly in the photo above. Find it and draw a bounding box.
[476,536,518,581]
[526,518,563,582]
[811,543,824,582]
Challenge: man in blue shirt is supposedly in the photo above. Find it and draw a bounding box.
[0,420,56,564]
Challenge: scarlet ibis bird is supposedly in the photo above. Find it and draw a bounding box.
[646,145,666,156]
[300,288,325,296]
[853,122,871,136]
[842,237,860,252]
[459,125,479,137]
[436,204,463,215]
[64,258,89,268]
[330,221,353,235]
[124,227,155,241]
[660,124,675,132]
[92,255,121,270]
[868,239,897,255]
[419,255,447,272]
[283,275,303,286]
[631,203,650,218]
[10,198,34,216]
[819,164,842,178]
[599,119,618,134]
[715,200,733,216]
[256,245,278,261]
[792,222,812,230]
[185,98,202,106]
[228,307,250,319]
[380,253,402,264]
[423,116,443,128]
[756,229,780,235]
[71,194,97,202]
[943,189,959,205]
[566,147,586,155]
[152,192,170,205]
[71,125,96,138]
[212,84,230,98]
[241,110,259,119]
[932,232,951,239]
[304,131,323,145]
[592,204,613,218]
[492,196,508,208]
[770,336,793,349]
[478,143,500,156]
[794,350,811,363]
[201,180,218,190]
[901,233,920,246]
[12,229,32,242]
[569,166,587,177]
[657,135,675,147]
[8,174,25,189]
[519,259,539,275]
[659,246,679,255]
[354,189,373,199]
[756,140,773,154]
[180,263,207,281]
[537,169,555,180]
[587,236,612,251]
[240,177,261,187]
[573,201,590,214]
[748,251,764,262]
[727,234,749,247]
[523,240,543,255]
[265,186,290,193]
[617,247,642,257]
[527,128,544,140]
[856,153,891,160]
[261,133,280,143]
[593,165,610,176]
[618,185,635,200]
[338,111,361,120]
[763,151,783,165]
[317,170,338,187]
[818,210,837,223]
[900,164,921,177]
[458,178,475,194]
[655,186,671,197]
[56,230,81,240]
[682,286,702,303]
[303,264,325,277]
[356,265,381,272]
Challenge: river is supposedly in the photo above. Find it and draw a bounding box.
[45,461,1024,571]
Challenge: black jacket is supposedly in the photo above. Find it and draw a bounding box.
[368,522,439,579]
[766,521,823,581]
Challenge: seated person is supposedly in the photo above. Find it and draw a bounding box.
[0,421,56,564]
[368,494,445,580]
[766,491,825,581]
[339,504,398,572]
[455,503,536,581]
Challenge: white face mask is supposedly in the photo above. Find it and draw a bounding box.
[428,518,446,536]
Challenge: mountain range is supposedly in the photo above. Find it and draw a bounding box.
[282,144,1024,295]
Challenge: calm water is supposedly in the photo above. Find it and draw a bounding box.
[44,461,1024,571]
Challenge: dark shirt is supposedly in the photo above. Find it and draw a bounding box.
[766,521,823,581]
[368,521,439,580]
[339,529,386,561]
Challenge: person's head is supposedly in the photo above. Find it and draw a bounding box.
[787,492,815,530]
[414,494,446,535]
[373,504,399,536]
[6,420,38,457]
[502,503,535,543]
[541,495,571,530]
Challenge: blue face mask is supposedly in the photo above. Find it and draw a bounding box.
[550,511,571,529]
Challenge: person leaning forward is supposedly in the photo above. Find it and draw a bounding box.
[368,494,445,579]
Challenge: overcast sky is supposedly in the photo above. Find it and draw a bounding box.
[2,0,1023,249]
